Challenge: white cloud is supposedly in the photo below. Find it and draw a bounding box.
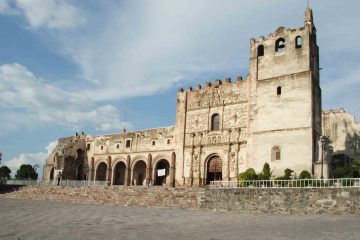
[4,140,59,179]
[0,0,20,15]
[0,63,130,132]
[46,140,58,155]
[7,0,86,30]
[58,1,279,101]
[5,152,48,179]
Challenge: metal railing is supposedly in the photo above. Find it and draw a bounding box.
[6,180,108,187]
[208,178,360,189]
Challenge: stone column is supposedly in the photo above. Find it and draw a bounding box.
[189,134,195,186]
[224,149,230,181]
[125,156,130,186]
[146,154,152,186]
[170,152,176,187]
[90,157,95,181]
[106,157,112,186]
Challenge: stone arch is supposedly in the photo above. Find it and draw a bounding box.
[152,156,171,186]
[76,164,83,180]
[275,37,286,52]
[211,113,220,131]
[295,36,302,48]
[131,157,147,186]
[205,154,223,184]
[95,161,107,181]
[257,44,264,57]
[50,167,54,180]
[113,161,126,185]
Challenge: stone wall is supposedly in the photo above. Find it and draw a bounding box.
[5,186,360,214]
[200,188,360,214]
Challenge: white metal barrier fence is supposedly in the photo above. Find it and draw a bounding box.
[6,180,108,187]
[209,178,360,189]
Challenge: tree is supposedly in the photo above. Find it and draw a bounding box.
[258,163,271,180]
[15,164,38,180]
[0,165,11,184]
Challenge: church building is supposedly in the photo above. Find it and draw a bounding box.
[44,8,329,186]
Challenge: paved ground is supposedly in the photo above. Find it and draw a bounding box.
[1,197,359,240]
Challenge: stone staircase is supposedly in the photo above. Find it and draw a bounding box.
[5,185,202,209]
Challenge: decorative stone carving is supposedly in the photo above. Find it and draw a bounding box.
[187,88,248,111]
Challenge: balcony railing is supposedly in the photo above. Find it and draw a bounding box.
[208,178,360,189]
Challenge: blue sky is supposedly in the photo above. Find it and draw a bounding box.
[0,0,359,178]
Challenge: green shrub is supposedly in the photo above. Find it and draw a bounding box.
[333,167,356,178]
[299,170,312,179]
[238,168,258,181]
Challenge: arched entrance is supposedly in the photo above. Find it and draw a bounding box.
[154,159,170,186]
[207,155,222,184]
[77,164,83,180]
[113,162,126,185]
[96,162,107,181]
[50,167,54,180]
[133,160,146,186]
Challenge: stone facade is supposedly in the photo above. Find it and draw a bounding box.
[323,108,360,159]
[44,8,329,185]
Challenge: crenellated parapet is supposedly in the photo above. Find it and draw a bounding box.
[178,76,249,112]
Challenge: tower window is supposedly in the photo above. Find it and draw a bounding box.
[272,146,281,161]
[116,144,119,149]
[295,36,302,49]
[275,38,286,52]
[257,45,264,57]
[152,140,156,146]
[211,113,220,131]
[100,146,103,150]
[277,86,282,95]
[87,144,90,151]
[167,139,171,145]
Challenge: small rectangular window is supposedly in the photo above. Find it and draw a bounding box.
[100,146,103,150]
[276,151,281,160]
[116,144,119,149]
[152,140,155,146]
[167,139,171,145]
[126,140,131,148]
[87,144,90,150]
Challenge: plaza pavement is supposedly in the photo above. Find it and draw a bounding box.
[0,197,359,240]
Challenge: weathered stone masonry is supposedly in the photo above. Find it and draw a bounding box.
[43,8,356,185]
[6,186,360,215]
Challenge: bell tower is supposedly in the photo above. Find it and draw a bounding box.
[248,8,322,176]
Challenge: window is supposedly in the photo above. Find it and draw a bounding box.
[126,140,131,148]
[275,38,286,52]
[167,139,171,145]
[272,146,281,161]
[100,146,103,150]
[295,36,302,49]
[116,144,119,149]
[257,45,264,57]
[152,140,155,146]
[277,86,282,95]
[211,113,220,131]
[86,144,90,151]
